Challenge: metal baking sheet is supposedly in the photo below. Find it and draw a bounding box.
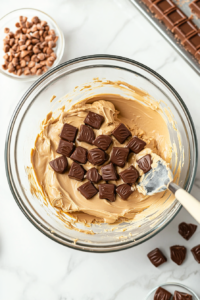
[129,0,200,75]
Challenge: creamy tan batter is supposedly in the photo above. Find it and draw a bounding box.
[31,89,175,225]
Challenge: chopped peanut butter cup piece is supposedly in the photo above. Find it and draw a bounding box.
[56,139,74,157]
[86,167,102,183]
[101,163,118,181]
[127,136,146,154]
[60,123,78,142]
[110,147,129,168]
[119,166,139,184]
[178,222,197,240]
[137,154,152,173]
[154,287,172,300]
[68,162,85,181]
[112,123,131,144]
[49,155,68,174]
[147,248,167,267]
[78,181,98,199]
[99,183,116,202]
[116,184,133,200]
[70,146,87,164]
[88,148,107,166]
[93,135,112,151]
[77,124,95,145]
[174,291,192,300]
[191,244,200,263]
[84,111,104,129]
[170,245,186,265]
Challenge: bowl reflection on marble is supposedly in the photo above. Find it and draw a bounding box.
[5,55,197,252]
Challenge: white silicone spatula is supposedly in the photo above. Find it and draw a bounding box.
[138,159,200,224]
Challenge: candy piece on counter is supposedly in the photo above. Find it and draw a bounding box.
[70,146,88,164]
[147,248,167,267]
[137,154,152,173]
[163,8,187,30]
[154,287,172,300]
[119,166,139,184]
[182,32,200,55]
[174,291,192,300]
[142,0,157,8]
[49,156,68,174]
[189,0,200,18]
[77,124,95,145]
[60,123,78,142]
[88,148,107,166]
[170,245,187,265]
[110,147,129,168]
[178,222,197,240]
[191,244,200,263]
[68,162,85,181]
[78,181,98,199]
[112,123,131,144]
[84,111,104,129]
[127,136,146,153]
[173,20,198,42]
[116,184,133,200]
[99,183,116,202]
[150,0,176,20]
[86,167,102,183]
[101,163,118,181]
[56,139,74,157]
[93,135,112,151]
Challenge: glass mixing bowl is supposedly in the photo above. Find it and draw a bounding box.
[5,55,198,252]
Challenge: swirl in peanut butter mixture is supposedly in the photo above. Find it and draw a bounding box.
[31,91,174,225]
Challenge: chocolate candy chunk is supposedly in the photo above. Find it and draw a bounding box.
[78,181,98,199]
[127,136,146,154]
[147,248,167,267]
[93,135,112,151]
[88,148,107,166]
[101,163,118,181]
[170,245,186,265]
[77,124,95,145]
[174,291,192,300]
[150,0,176,20]
[110,147,129,168]
[137,154,152,173]
[112,123,131,144]
[99,183,115,202]
[86,167,102,183]
[56,139,74,157]
[178,222,197,240]
[49,156,68,174]
[191,244,200,263]
[60,123,78,142]
[163,8,187,30]
[173,20,197,42]
[189,0,200,18]
[116,184,133,200]
[84,111,104,129]
[183,32,200,55]
[70,146,87,164]
[154,287,172,300]
[119,166,139,184]
[68,162,85,181]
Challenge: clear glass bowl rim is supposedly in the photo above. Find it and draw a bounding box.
[0,7,65,81]
[4,54,198,252]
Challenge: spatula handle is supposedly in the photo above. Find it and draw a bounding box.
[169,183,200,224]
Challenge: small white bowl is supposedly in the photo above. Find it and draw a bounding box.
[0,8,65,81]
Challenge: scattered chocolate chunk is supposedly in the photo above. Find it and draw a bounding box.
[150,0,176,20]
[60,123,78,142]
[116,184,133,200]
[127,136,146,154]
[101,163,118,181]
[174,291,192,300]
[78,181,98,199]
[88,148,107,166]
[163,8,187,30]
[93,135,112,151]
[70,146,87,164]
[99,184,116,202]
[183,32,200,55]
[178,222,197,240]
[119,166,139,184]
[84,111,104,129]
[137,154,152,173]
[68,162,85,181]
[189,0,200,18]
[56,139,74,157]
[49,156,68,174]
[191,244,200,263]
[170,245,186,265]
[110,147,129,168]
[154,287,172,300]
[147,248,167,267]
[77,124,95,145]
[86,167,102,183]
[173,20,197,42]
[112,123,131,144]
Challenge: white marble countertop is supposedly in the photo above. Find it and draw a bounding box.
[0,0,200,299]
